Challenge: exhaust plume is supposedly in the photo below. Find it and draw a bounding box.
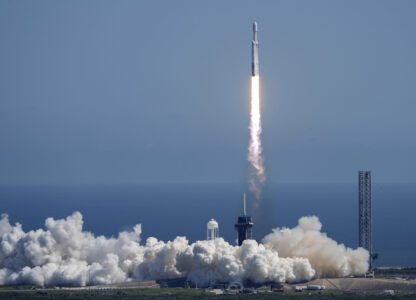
[0,212,368,287]
[248,75,265,202]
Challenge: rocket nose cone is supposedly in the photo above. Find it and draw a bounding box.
[253,21,258,32]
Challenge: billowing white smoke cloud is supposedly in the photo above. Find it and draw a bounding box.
[0,212,368,287]
[262,216,369,278]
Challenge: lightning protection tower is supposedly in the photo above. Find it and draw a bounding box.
[358,170,372,269]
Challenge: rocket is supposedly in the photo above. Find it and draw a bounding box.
[252,21,259,76]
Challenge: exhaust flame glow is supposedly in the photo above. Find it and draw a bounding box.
[248,75,265,201]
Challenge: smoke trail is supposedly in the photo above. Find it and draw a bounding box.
[0,212,368,287]
[248,75,265,201]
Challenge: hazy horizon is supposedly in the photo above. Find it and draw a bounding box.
[1,182,415,267]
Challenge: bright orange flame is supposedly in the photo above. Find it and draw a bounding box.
[248,75,265,200]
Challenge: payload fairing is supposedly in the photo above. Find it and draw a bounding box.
[252,21,259,76]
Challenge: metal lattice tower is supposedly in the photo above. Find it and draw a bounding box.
[358,171,372,269]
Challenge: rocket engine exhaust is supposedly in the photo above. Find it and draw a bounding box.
[248,21,265,202]
[0,212,369,287]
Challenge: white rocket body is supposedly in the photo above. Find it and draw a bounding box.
[252,21,259,76]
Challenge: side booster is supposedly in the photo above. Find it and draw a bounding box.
[252,21,259,76]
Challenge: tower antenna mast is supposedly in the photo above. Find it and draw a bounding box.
[243,192,246,216]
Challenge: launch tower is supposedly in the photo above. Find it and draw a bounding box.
[235,193,253,246]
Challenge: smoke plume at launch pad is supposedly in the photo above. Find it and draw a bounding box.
[0,212,368,287]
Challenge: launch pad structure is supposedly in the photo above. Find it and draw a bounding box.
[235,193,253,246]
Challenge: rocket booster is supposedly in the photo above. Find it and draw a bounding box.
[252,21,259,76]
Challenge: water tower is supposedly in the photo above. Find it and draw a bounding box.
[207,219,219,240]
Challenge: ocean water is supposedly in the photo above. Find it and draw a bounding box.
[0,183,414,267]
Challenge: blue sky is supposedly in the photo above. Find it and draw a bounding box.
[0,0,415,184]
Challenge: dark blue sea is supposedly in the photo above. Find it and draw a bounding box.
[0,183,414,267]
